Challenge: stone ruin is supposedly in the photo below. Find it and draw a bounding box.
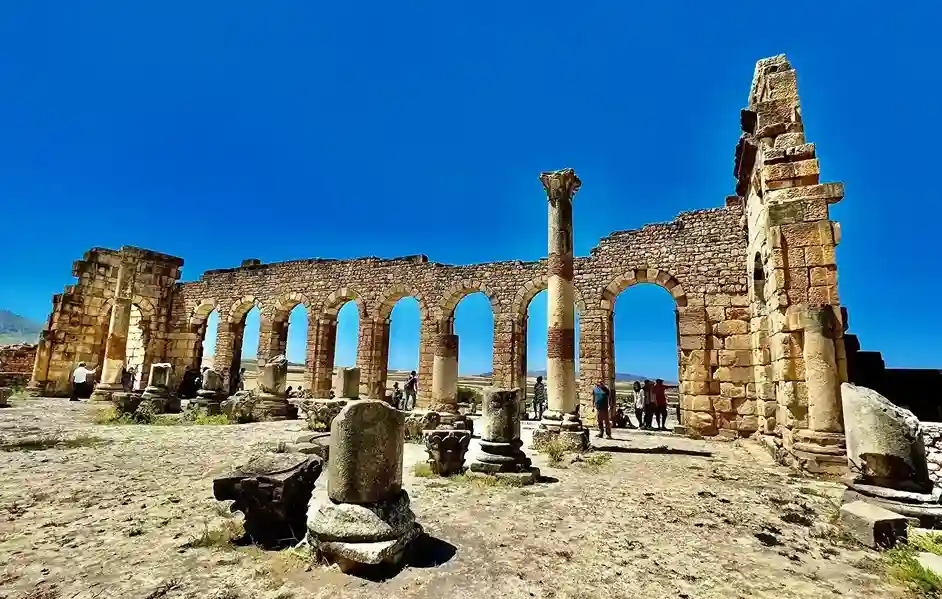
[468,388,539,485]
[22,54,941,476]
[299,366,359,431]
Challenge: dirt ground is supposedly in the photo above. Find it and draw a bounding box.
[0,398,899,599]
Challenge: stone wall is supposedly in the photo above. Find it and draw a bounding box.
[28,54,860,443]
[0,343,37,387]
[922,423,942,490]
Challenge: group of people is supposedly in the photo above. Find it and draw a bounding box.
[528,375,670,439]
[390,370,419,410]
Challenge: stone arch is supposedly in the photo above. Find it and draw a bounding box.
[601,268,688,309]
[438,280,500,321]
[318,287,366,320]
[189,299,218,330]
[510,274,588,319]
[374,284,432,321]
[228,295,263,324]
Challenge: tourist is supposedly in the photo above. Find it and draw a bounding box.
[612,407,628,428]
[404,370,418,411]
[392,382,404,409]
[654,378,668,430]
[120,366,131,392]
[70,362,97,401]
[532,375,546,420]
[286,386,293,398]
[643,380,655,429]
[237,368,246,391]
[633,381,645,429]
[593,380,612,439]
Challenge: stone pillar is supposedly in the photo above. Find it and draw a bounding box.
[469,388,540,485]
[332,367,360,399]
[356,317,389,399]
[791,305,847,475]
[253,355,295,421]
[535,168,588,450]
[91,261,135,402]
[142,363,177,412]
[197,369,224,414]
[430,333,459,414]
[308,400,421,572]
[26,334,52,397]
[312,317,337,398]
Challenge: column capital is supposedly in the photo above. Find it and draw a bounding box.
[540,168,582,204]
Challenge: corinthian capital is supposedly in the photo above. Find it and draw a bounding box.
[540,168,582,204]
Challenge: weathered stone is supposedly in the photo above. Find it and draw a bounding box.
[307,488,415,543]
[222,390,259,423]
[333,367,360,399]
[0,387,11,408]
[258,355,289,396]
[213,452,322,548]
[841,383,931,492]
[469,388,540,484]
[423,428,471,476]
[295,432,330,461]
[404,411,440,440]
[111,391,142,415]
[300,398,348,432]
[328,400,404,504]
[838,500,908,549]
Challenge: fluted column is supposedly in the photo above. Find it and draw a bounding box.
[91,260,135,401]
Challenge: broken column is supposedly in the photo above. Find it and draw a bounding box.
[141,363,177,413]
[196,369,225,414]
[469,388,540,485]
[791,305,847,475]
[252,355,295,421]
[429,331,471,432]
[534,168,589,450]
[307,400,422,573]
[91,260,135,402]
[841,383,942,525]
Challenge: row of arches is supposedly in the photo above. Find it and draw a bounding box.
[192,282,681,396]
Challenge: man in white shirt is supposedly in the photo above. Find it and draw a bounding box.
[71,362,98,401]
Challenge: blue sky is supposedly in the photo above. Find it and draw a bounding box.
[0,3,939,380]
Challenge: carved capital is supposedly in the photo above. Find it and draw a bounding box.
[540,168,581,204]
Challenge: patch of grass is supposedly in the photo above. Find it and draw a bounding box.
[577,451,612,473]
[798,486,823,497]
[884,547,942,598]
[93,406,134,425]
[910,530,942,556]
[412,461,434,477]
[192,413,229,425]
[536,437,568,465]
[182,519,245,549]
[0,435,105,452]
[449,472,525,488]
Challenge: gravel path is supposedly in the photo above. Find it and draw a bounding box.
[0,399,896,599]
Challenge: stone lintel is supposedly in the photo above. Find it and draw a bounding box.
[766,182,844,205]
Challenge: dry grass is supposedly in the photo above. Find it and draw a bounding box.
[0,434,105,452]
[412,461,434,477]
[181,519,245,549]
[534,437,568,465]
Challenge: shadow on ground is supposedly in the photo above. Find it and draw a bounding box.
[594,444,712,458]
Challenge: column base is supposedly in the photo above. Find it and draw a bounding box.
[791,429,848,477]
[533,420,589,451]
[251,394,298,422]
[25,383,45,397]
[90,383,123,402]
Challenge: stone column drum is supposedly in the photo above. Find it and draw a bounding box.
[91,261,135,402]
[25,335,51,397]
[307,400,422,573]
[142,363,177,412]
[197,369,225,414]
[469,388,540,485]
[534,168,588,450]
[252,355,296,421]
[430,333,459,413]
[333,367,360,399]
[791,305,847,475]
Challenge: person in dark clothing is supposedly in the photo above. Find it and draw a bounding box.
[404,371,418,410]
[643,380,655,429]
[593,380,612,439]
[654,378,669,430]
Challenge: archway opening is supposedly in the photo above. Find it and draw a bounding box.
[284,304,309,396]
[612,283,680,430]
[524,289,581,418]
[386,297,421,397]
[95,304,148,391]
[453,292,494,407]
[231,305,261,391]
[334,301,360,369]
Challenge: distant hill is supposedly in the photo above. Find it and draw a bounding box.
[0,310,42,345]
[477,369,676,385]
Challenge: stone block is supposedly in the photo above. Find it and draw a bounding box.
[333,367,360,399]
[713,320,748,337]
[724,335,751,350]
[328,400,405,504]
[146,363,172,389]
[258,355,288,396]
[213,452,322,548]
[838,501,908,549]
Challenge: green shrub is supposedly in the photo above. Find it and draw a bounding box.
[536,437,568,465]
[412,462,434,477]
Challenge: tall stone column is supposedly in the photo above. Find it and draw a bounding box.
[430,333,459,414]
[26,333,52,397]
[792,304,847,475]
[312,317,337,398]
[535,168,588,450]
[91,261,135,402]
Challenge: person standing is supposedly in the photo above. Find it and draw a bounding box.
[593,380,612,439]
[70,362,98,401]
[532,376,547,420]
[237,368,246,391]
[632,381,645,429]
[643,380,655,429]
[654,378,668,430]
[392,381,404,410]
[404,370,418,410]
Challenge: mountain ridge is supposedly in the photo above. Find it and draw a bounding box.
[0,309,42,345]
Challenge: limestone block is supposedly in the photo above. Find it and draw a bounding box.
[805,245,836,267]
[724,335,751,350]
[713,320,748,337]
[686,412,717,436]
[328,400,405,505]
[838,501,908,549]
[714,367,751,383]
[713,397,732,413]
[720,382,747,399]
[333,367,360,399]
[258,355,288,396]
[763,159,819,183]
[308,487,416,543]
[213,452,322,548]
[842,383,932,492]
[201,369,223,392]
[677,310,709,335]
[776,381,808,409]
[734,398,756,416]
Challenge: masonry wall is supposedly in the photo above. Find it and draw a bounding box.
[0,343,37,387]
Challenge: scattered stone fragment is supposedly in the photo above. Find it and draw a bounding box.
[838,500,908,549]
